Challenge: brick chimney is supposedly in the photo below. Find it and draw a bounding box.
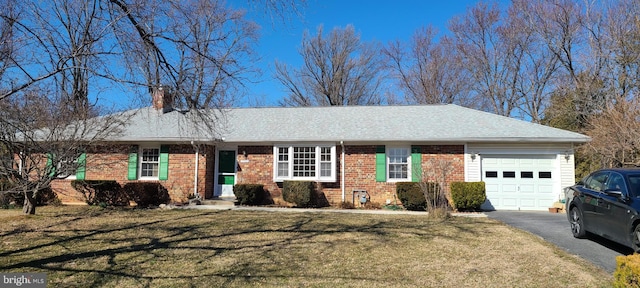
[152,85,173,113]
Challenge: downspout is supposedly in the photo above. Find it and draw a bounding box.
[341,141,345,202]
[191,141,200,199]
[18,152,23,177]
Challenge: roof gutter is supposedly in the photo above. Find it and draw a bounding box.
[110,137,221,142]
[222,137,591,144]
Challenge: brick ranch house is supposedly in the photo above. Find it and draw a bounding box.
[51,93,590,211]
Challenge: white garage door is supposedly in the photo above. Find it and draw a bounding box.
[481,155,557,211]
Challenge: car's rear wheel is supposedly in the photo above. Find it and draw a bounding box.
[570,207,586,238]
[632,224,640,253]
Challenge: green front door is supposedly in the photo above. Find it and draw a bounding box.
[217,150,236,197]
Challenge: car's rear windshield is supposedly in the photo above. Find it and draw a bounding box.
[628,174,640,197]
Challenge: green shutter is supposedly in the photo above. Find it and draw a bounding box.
[159,145,169,180]
[127,145,138,180]
[46,153,55,177]
[375,145,386,182]
[76,153,86,180]
[411,146,422,182]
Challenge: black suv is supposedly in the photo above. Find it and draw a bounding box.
[565,168,640,252]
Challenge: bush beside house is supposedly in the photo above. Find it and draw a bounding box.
[450,182,486,211]
[233,184,266,205]
[69,180,171,208]
[122,182,171,208]
[282,181,316,207]
[396,182,426,211]
[1,178,60,208]
[71,180,128,206]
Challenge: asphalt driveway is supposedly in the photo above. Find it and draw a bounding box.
[486,210,632,272]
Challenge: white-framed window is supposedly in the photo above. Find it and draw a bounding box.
[57,155,78,179]
[140,147,160,179]
[387,147,411,181]
[276,147,289,177]
[273,145,336,182]
[320,147,332,177]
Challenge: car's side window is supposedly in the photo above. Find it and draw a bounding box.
[585,172,609,192]
[628,175,640,198]
[605,173,627,194]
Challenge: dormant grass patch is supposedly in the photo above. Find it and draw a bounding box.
[0,206,611,287]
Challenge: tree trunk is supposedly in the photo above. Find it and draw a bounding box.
[22,191,36,215]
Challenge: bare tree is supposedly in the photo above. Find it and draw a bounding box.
[0,0,302,214]
[583,97,640,168]
[551,0,640,175]
[246,0,306,25]
[383,27,470,105]
[0,1,125,214]
[108,0,260,113]
[0,0,111,105]
[503,1,560,122]
[598,0,640,99]
[0,89,128,214]
[448,2,523,117]
[521,0,611,125]
[419,158,454,219]
[0,0,15,84]
[275,25,385,106]
[0,0,275,113]
[525,0,586,82]
[538,0,640,131]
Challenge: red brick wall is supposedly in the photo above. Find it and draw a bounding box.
[52,143,464,206]
[328,145,464,205]
[236,146,282,202]
[203,145,215,199]
[52,144,214,204]
[235,144,465,207]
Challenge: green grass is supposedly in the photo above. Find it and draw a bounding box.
[0,206,612,287]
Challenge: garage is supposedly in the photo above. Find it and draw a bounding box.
[480,154,558,211]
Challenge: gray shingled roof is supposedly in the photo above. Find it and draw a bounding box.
[110,104,590,143]
[105,107,222,142]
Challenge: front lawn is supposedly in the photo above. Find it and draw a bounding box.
[0,206,611,287]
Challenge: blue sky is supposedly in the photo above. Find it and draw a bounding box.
[97,0,491,110]
[238,0,487,107]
